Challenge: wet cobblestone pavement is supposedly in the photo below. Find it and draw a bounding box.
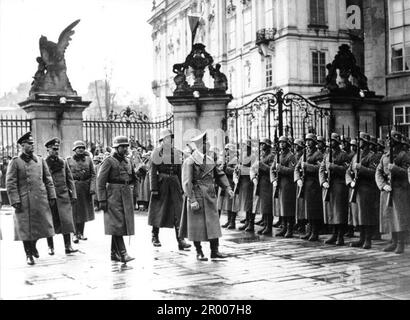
[1,206,410,300]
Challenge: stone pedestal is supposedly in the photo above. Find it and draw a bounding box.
[310,93,384,136]
[18,95,91,158]
[167,94,233,151]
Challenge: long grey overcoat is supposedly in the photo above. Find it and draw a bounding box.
[6,154,56,241]
[97,154,135,236]
[179,150,231,242]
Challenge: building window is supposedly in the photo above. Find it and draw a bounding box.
[394,106,410,124]
[389,0,410,72]
[243,8,252,44]
[265,56,273,88]
[312,51,326,84]
[227,17,236,51]
[309,0,327,26]
[265,0,274,27]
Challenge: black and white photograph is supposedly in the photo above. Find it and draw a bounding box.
[1,0,410,306]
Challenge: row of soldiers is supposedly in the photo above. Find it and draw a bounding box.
[219,130,410,254]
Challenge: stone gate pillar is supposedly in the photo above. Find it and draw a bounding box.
[19,95,91,158]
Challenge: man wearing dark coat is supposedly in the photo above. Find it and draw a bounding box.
[148,129,191,250]
[319,133,350,246]
[6,132,56,265]
[44,138,78,255]
[293,138,306,234]
[295,134,324,241]
[67,140,96,243]
[97,136,135,263]
[375,131,410,254]
[179,132,234,261]
[346,132,379,249]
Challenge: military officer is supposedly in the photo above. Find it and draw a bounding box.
[346,138,358,238]
[44,138,78,255]
[319,133,350,246]
[179,132,234,261]
[293,138,306,234]
[97,136,135,263]
[375,131,410,254]
[317,136,327,154]
[6,132,56,265]
[271,136,297,238]
[346,132,380,249]
[67,140,96,243]
[148,129,191,250]
[295,133,324,241]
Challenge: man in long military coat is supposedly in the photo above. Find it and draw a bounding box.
[293,138,306,234]
[319,133,350,246]
[346,132,380,249]
[179,132,234,261]
[295,133,324,241]
[6,132,56,265]
[148,129,191,250]
[375,131,410,254]
[44,138,78,255]
[67,141,96,243]
[271,136,297,238]
[97,136,135,263]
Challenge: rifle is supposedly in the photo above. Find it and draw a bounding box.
[233,128,242,195]
[349,130,361,203]
[297,143,307,199]
[386,124,393,207]
[323,130,332,202]
[253,124,260,198]
[272,128,279,199]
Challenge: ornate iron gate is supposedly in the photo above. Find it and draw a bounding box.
[224,89,331,145]
[0,115,32,159]
[83,107,174,150]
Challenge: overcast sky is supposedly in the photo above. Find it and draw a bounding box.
[0,0,154,103]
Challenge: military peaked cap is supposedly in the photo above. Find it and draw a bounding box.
[17,132,34,145]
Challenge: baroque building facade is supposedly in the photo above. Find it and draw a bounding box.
[149,0,364,116]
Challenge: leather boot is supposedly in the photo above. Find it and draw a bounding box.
[31,240,39,258]
[284,219,294,238]
[227,212,237,230]
[276,217,288,237]
[308,221,320,242]
[324,226,338,244]
[194,242,208,261]
[73,233,80,244]
[395,232,405,254]
[23,241,35,265]
[301,222,312,240]
[345,225,355,237]
[350,226,365,247]
[222,212,231,228]
[77,223,87,240]
[383,233,398,252]
[238,212,250,231]
[257,215,267,235]
[111,236,121,262]
[336,225,345,246]
[64,234,78,254]
[240,217,247,224]
[210,239,228,259]
[245,213,255,232]
[255,215,265,226]
[151,227,161,247]
[47,237,55,255]
[114,236,134,263]
[362,226,372,250]
[273,216,282,228]
[175,227,191,250]
[261,215,273,236]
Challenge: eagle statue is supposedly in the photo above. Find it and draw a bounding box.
[30,19,80,97]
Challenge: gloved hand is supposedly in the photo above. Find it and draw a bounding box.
[322,182,330,189]
[190,201,200,211]
[227,190,235,199]
[99,200,108,212]
[49,199,56,208]
[350,181,356,188]
[272,181,278,188]
[297,180,303,188]
[353,163,362,171]
[383,185,392,192]
[12,202,22,212]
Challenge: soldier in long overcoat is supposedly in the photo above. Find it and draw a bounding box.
[295,133,324,241]
[293,138,306,234]
[148,129,191,250]
[136,151,152,210]
[271,136,297,238]
[0,171,2,240]
[97,136,135,263]
[345,139,358,238]
[346,133,379,250]
[67,141,96,243]
[179,132,234,261]
[255,139,275,236]
[236,140,255,232]
[44,138,78,255]
[6,132,56,265]
[319,133,350,246]
[375,131,410,254]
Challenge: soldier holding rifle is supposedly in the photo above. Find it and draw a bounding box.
[293,139,306,234]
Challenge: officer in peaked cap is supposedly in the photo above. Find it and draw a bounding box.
[6,132,56,265]
[66,139,96,244]
[148,128,191,251]
[97,135,135,263]
[319,132,350,246]
[43,137,78,256]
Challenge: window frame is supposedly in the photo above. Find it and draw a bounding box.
[311,50,327,85]
[308,0,328,28]
[243,7,252,44]
[394,105,410,125]
[265,56,273,88]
